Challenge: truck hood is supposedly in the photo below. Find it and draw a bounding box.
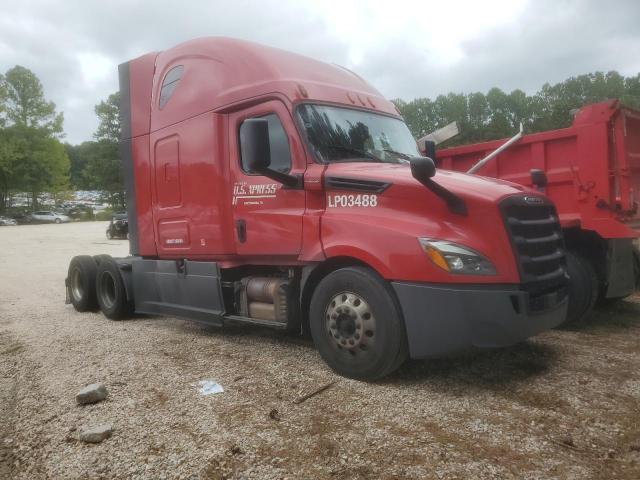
[320,161,532,284]
[324,162,528,204]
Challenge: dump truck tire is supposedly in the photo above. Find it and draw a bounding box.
[310,266,408,380]
[95,255,132,320]
[565,251,598,325]
[67,255,98,312]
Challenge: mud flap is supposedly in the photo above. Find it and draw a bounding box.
[64,277,71,304]
[605,239,636,298]
[634,245,640,290]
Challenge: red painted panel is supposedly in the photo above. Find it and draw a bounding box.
[228,100,306,258]
[438,101,640,239]
[154,136,182,208]
[128,52,157,138]
[130,135,156,256]
[149,112,235,257]
[148,37,398,135]
[319,163,521,283]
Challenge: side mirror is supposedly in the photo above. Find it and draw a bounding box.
[423,140,437,162]
[240,118,302,189]
[241,119,271,173]
[410,156,436,182]
[530,169,547,191]
[410,155,467,216]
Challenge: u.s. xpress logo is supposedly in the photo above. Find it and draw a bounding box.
[232,181,278,205]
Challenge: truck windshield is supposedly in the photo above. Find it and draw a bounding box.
[297,104,419,164]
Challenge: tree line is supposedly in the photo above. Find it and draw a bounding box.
[1,66,639,214]
[393,71,640,147]
[0,66,123,212]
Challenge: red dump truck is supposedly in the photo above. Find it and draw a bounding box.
[436,100,640,323]
[66,37,568,379]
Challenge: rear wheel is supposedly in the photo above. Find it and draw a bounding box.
[67,256,98,312]
[55,218,61,224]
[565,251,598,325]
[309,267,408,380]
[106,229,113,240]
[95,256,132,320]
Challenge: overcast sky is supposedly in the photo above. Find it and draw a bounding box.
[1,0,638,144]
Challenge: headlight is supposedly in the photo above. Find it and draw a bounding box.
[418,238,496,275]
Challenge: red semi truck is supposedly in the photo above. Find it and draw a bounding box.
[66,38,568,379]
[436,101,640,323]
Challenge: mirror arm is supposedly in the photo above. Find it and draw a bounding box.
[416,177,467,216]
[255,167,303,189]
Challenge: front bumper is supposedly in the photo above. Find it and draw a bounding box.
[392,282,567,359]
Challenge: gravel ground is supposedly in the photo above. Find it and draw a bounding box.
[1,221,639,479]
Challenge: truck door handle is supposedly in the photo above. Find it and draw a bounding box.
[236,219,247,243]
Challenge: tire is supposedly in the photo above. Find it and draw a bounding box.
[93,254,111,266]
[67,255,98,312]
[95,255,132,320]
[55,218,61,224]
[309,266,408,380]
[565,251,598,325]
[106,229,113,240]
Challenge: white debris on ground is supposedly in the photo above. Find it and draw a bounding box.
[0,221,639,479]
[195,380,224,396]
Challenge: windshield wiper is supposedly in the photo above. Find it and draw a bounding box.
[325,145,383,162]
[382,148,413,161]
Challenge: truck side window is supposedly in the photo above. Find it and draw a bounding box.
[159,65,184,109]
[239,114,292,173]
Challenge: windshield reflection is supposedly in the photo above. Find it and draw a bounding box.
[297,104,419,164]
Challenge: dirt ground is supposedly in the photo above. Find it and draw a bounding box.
[0,221,639,479]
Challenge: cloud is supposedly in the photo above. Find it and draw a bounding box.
[0,0,638,143]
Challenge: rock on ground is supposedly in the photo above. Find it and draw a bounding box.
[76,383,108,405]
[79,424,113,444]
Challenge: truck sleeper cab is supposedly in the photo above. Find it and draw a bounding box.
[66,37,568,379]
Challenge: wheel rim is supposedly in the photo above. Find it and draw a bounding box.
[70,267,84,302]
[325,292,376,355]
[98,271,117,309]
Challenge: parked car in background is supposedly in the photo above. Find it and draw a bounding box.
[0,216,18,226]
[106,213,128,239]
[31,211,70,224]
[66,205,94,220]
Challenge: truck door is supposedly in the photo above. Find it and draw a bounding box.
[228,101,306,256]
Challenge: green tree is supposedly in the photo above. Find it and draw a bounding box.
[0,66,69,210]
[0,128,20,210]
[0,74,7,128]
[2,66,63,136]
[395,70,640,148]
[94,92,121,142]
[79,92,124,207]
[81,140,124,206]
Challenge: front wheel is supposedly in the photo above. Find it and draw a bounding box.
[309,267,408,380]
[55,218,61,224]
